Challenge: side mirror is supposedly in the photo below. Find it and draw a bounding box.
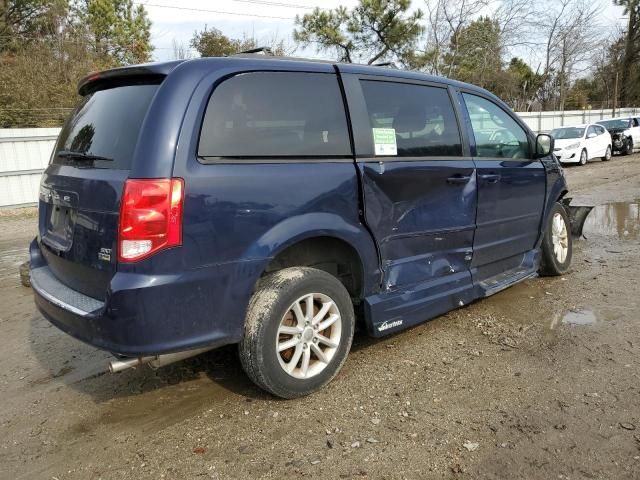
[535,133,554,158]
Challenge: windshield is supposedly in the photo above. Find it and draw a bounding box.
[598,119,631,130]
[551,127,585,139]
[53,83,160,169]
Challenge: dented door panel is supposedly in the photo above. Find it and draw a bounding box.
[359,160,477,289]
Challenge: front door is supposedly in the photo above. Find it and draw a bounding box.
[594,124,610,156]
[586,124,605,158]
[461,92,546,282]
[342,73,477,306]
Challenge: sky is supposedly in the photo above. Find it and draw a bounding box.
[140,0,629,64]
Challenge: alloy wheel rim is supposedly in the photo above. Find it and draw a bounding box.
[551,212,569,264]
[276,293,342,379]
[606,147,611,160]
[581,151,587,164]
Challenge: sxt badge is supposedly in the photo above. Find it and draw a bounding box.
[98,248,112,262]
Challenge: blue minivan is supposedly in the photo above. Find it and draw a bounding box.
[30,55,571,398]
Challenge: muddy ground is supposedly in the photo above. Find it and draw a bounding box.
[1,155,639,480]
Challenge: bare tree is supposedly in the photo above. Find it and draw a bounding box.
[172,38,191,60]
[417,0,538,76]
[555,1,602,110]
[534,0,603,110]
[493,0,539,51]
[418,0,489,75]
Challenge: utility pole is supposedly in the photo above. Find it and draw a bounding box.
[620,0,638,108]
[613,70,619,118]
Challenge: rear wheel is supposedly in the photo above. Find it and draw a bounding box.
[602,145,612,161]
[539,203,572,276]
[579,149,588,165]
[239,267,355,398]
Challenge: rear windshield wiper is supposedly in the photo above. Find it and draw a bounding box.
[56,150,113,162]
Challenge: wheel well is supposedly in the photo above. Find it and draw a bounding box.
[558,189,568,201]
[263,237,364,302]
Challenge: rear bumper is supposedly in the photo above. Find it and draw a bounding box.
[30,239,264,356]
[31,265,105,317]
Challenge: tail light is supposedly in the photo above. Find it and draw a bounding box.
[118,178,184,262]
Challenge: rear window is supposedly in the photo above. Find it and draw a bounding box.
[53,83,160,169]
[198,72,351,159]
[360,80,462,157]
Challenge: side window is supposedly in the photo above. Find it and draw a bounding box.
[596,126,605,135]
[462,93,529,159]
[198,72,351,158]
[360,80,462,157]
[587,126,597,137]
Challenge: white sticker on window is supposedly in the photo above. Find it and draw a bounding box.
[372,128,397,156]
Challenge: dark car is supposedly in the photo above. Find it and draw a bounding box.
[30,55,571,398]
[597,117,640,155]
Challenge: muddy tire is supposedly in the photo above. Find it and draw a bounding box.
[19,261,31,288]
[539,203,572,276]
[239,267,355,399]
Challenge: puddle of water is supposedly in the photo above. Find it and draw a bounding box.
[561,309,597,326]
[548,309,597,331]
[582,200,640,239]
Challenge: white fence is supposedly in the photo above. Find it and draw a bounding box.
[0,128,59,207]
[1,106,640,207]
[518,107,640,134]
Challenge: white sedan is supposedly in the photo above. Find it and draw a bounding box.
[550,124,612,166]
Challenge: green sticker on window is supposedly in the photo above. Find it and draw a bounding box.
[372,128,397,156]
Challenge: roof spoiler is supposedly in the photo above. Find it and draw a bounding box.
[233,46,274,56]
[77,61,184,95]
[372,62,399,69]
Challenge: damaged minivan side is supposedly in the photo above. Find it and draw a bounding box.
[30,56,573,398]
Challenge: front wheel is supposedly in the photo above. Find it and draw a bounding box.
[622,138,633,156]
[539,203,572,276]
[579,149,588,165]
[239,267,355,398]
[602,145,612,161]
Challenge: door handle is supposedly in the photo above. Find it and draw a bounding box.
[479,173,501,184]
[447,175,471,184]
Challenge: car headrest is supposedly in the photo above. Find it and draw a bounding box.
[393,104,427,134]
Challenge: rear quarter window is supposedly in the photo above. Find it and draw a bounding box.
[198,72,351,159]
[53,83,160,169]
